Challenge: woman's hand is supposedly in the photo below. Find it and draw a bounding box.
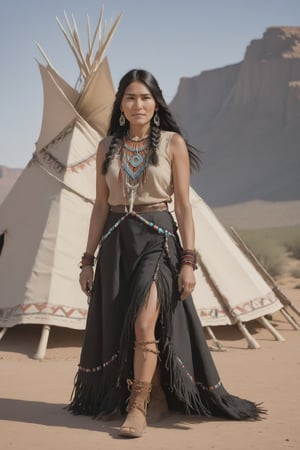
[178,264,196,300]
[79,266,94,296]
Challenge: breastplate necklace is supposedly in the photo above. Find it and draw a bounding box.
[119,135,150,212]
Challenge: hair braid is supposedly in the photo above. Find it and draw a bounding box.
[149,124,160,165]
[101,130,124,175]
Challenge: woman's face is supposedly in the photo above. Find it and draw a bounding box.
[120,81,156,129]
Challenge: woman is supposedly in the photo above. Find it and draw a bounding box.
[68,69,263,438]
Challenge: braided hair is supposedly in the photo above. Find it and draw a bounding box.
[101,69,200,174]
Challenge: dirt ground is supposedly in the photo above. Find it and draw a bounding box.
[0,284,299,450]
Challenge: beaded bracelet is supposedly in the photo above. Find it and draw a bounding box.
[79,252,95,269]
[181,249,197,270]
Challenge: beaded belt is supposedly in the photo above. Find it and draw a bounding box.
[101,209,174,246]
[110,203,168,213]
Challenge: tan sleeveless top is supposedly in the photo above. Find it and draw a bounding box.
[105,131,174,206]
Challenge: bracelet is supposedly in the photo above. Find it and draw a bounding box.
[181,249,197,270]
[79,252,95,269]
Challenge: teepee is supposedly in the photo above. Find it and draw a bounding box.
[176,191,300,349]
[0,8,121,357]
[0,8,298,358]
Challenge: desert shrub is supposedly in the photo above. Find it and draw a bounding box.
[236,230,285,277]
[285,237,300,259]
[290,267,300,278]
[234,226,300,276]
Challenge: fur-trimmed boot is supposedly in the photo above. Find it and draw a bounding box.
[119,379,152,438]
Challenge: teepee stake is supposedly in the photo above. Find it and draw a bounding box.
[236,322,260,349]
[34,325,51,360]
[280,308,300,330]
[206,326,226,352]
[258,316,285,341]
[0,328,7,340]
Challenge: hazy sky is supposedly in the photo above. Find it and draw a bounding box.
[1,0,299,168]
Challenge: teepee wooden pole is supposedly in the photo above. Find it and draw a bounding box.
[71,13,91,75]
[35,43,55,69]
[230,227,300,316]
[34,325,51,360]
[197,255,260,349]
[89,6,104,58]
[206,326,226,352]
[258,316,285,341]
[86,14,92,68]
[91,14,122,72]
[0,328,7,340]
[272,286,300,316]
[56,16,88,78]
[280,308,300,330]
[236,322,260,349]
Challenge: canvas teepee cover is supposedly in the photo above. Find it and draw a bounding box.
[185,191,283,326]
[0,10,120,330]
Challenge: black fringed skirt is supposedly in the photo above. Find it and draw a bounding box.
[68,210,264,420]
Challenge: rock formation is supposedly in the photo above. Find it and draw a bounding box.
[170,27,300,206]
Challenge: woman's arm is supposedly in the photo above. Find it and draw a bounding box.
[170,133,196,300]
[79,139,110,294]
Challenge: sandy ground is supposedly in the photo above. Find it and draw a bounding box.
[0,284,299,450]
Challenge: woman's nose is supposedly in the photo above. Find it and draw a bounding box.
[135,98,142,109]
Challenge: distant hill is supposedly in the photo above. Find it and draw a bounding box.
[170,26,300,207]
[0,165,22,204]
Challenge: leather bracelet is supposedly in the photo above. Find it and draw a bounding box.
[181,249,197,270]
[79,252,95,268]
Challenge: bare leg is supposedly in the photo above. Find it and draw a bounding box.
[119,282,160,437]
[134,282,160,381]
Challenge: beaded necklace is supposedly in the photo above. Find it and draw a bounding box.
[118,134,150,211]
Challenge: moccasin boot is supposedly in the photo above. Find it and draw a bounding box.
[119,379,152,438]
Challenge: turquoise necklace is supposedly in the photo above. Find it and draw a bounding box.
[119,135,150,211]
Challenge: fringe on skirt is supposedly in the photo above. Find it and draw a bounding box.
[68,210,265,420]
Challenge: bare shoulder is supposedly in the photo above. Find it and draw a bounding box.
[169,132,188,159]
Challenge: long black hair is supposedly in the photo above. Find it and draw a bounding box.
[102,69,200,174]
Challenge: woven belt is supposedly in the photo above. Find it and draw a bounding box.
[110,203,168,213]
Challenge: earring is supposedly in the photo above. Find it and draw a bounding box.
[153,111,160,127]
[119,112,125,126]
